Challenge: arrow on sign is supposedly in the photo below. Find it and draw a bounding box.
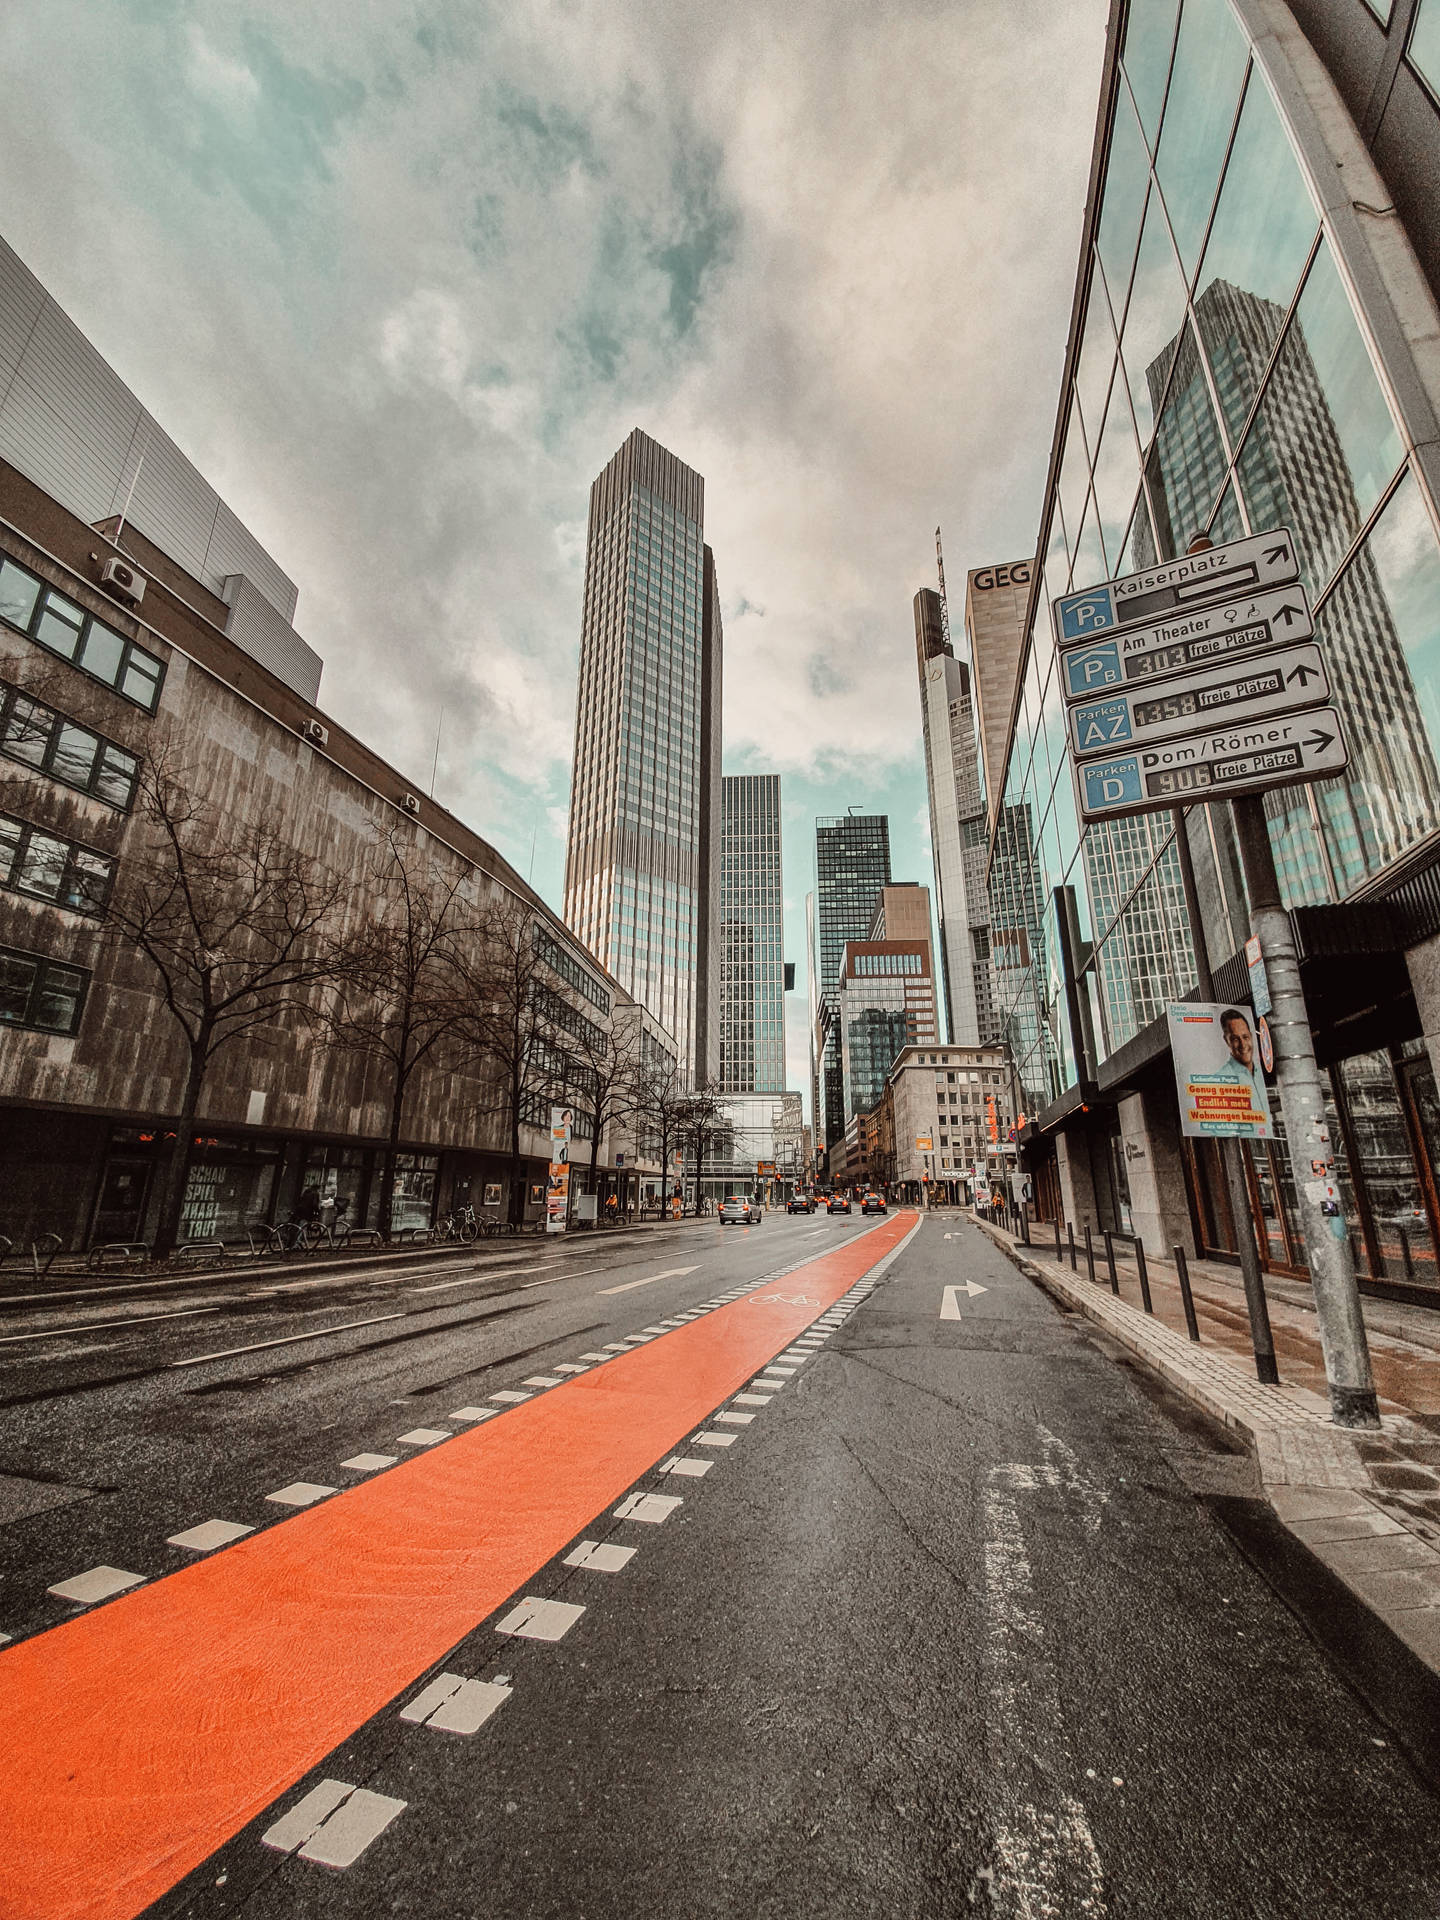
[941,1281,988,1318]
[1263,543,1291,565]
[1274,601,1306,627]
[1286,663,1320,687]
[1303,727,1336,751]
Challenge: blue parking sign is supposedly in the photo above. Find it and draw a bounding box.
[1073,698,1133,751]
[1081,755,1143,814]
[1055,586,1116,640]
[1062,641,1123,696]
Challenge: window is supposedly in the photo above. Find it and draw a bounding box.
[0,814,114,915]
[1410,0,1440,98]
[0,556,165,712]
[0,681,140,809]
[0,945,88,1033]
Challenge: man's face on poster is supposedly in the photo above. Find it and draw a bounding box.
[1223,1013,1254,1069]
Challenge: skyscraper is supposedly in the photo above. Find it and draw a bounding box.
[564,430,722,1077]
[719,774,785,1094]
[812,814,891,1149]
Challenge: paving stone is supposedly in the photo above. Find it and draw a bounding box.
[1285,1510,1406,1547]
[1312,1532,1440,1577]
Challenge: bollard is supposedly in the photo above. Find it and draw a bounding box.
[1084,1223,1096,1285]
[1399,1225,1415,1284]
[1173,1244,1201,1343]
[1136,1238,1154,1314]
[1104,1230,1119,1295]
[1067,1222,1077,1271]
[1054,1214,1063,1260]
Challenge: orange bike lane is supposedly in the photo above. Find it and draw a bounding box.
[0,1211,917,1920]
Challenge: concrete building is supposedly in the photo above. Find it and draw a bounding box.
[0,454,670,1249]
[963,560,1030,839]
[0,236,321,702]
[563,429,722,1080]
[881,1044,1016,1203]
[719,773,785,1093]
[812,813,891,1150]
[988,0,1440,1289]
[837,927,939,1126]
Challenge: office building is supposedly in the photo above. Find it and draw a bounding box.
[838,933,938,1122]
[881,1044,1015,1202]
[0,236,321,701]
[719,773,785,1093]
[988,0,1440,1286]
[812,814,891,1148]
[563,430,722,1078]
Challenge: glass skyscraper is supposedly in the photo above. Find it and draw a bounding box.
[812,814,891,1149]
[564,430,722,1078]
[719,774,785,1093]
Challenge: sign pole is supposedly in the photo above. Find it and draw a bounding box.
[1232,795,1379,1427]
[1172,805,1279,1383]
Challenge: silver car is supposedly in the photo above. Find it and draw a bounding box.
[718,1195,761,1226]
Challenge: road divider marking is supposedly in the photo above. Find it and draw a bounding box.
[171,1313,404,1368]
[563,1539,636,1572]
[940,1281,988,1319]
[598,1266,701,1295]
[446,1407,497,1423]
[660,1457,712,1478]
[489,1390,529,1405]
[0,1305,221,1346]
[0,1212,915,1920]
[47,1566,145,1605]
[167,1520,253,1552]
[495,1596,585,1641]
[395,1428,450,1447]
[614,1491,683,1523]
[522,1376,564,1389]
[399,1672,511,1734]
[261,1779,405,1868]
[265,1483,336,1508]
[695,1431,736,1447]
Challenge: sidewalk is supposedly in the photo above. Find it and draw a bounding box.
[970,1212,1440,1678]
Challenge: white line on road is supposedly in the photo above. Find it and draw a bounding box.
[408,1265,541,1295]
[262,1780,406,1868]
[598,1266,701,1295]
[0,1305,221,1346]
[170,1312,405,1368]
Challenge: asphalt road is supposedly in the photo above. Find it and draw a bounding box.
[2,1210,1437,1919]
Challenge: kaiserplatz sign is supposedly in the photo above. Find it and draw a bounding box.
[1052,529,1348,824]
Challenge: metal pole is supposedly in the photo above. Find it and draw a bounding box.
[1103,1229,1119,1295]
[1233,795,1378,1426]
[1399,1223,1414,1284]
[1173,1244,1201,1342]
[1084,1223,1096,1284]
[1173,803,1280,1386]
[1067,1221,1077,1270]
[1054,1213,1063,1260]
[1136,1237,1154,1313]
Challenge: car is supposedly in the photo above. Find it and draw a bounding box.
[861,1192,887,1215]
[718,1195,761,1226]
[787,1194,815,1214]
[827,1194,851,1214]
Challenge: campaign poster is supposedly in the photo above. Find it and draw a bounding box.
[1168,1003,1274,1140]
[546,1105,573,1233]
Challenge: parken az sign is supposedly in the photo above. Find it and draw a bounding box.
[1076,710,1349,820]
[1067,642,1329,758]
[1052,530,1299,643]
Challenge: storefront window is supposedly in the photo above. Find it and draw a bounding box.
[1193,68,1319,439]
[1334,1051,1437,1285]
[302,1145,369,1229]
[390,1152,439,1233]
[181,1138,281,1243]
[1153,0,1249,280]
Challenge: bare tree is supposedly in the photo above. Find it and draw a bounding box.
[631,1052,688,1212]
[674,1083,739,1216]
[326,827,477,1240]
[561,1006,645,1202]
[105,754,357,1259]
[460,900,567,1228]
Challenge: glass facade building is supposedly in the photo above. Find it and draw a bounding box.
[564,431,722,1078]
[719,773,785,1093]
[812,814,891,1148]
[991,0,1440,1288]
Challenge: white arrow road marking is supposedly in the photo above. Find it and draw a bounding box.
[598,1266,700,1294]
[940,1281,987,1318]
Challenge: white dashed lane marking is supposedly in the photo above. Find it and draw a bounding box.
[395,1428,450,1447]
[262,1780,406,1868]
[47,1566,145,1604]
[522,1376,564,1389]
[716,1411,754,1425]
[167,1520,253,1552]
[265,1483,336,1508]
[597,1267,701,1295]
[660,1457,712,1478]
[340,1453,399,1471]
[695,1431,737,1447]
[171,1313,405,1370]
[489,1391,529,1405]
[0,1306,221,1346]
[564,1539,637,1572]
[733,1392,772,1407]
[496,1597,586,1641]
[400,1672,512,1734]
[614,1492,683,1524]
[447,1407,497,1423]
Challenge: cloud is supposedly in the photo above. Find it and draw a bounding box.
[0,0,1107,932]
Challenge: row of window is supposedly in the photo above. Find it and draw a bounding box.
[534,927,611,1015]
[0,679,141,810]
[0,943,88,1034]
[0,813,113,916]
[0,556,164,712]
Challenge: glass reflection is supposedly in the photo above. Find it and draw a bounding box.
[1206,478,1244,544]
[1074,280,1120,453]
[1238,238,1404,593]
[1119,489,1153,571]
[1096,93,1154,314]
[1409,0,1440,101]
[1137,316,1229,562]
[1057,398,1091,572]
[1194,67,1319,437]
[1121,0,1181,146]
[1312,469,1440,885]
[1154,0,1249,279]
[1071,496,1109,590]
[1092,387,1142,571]
[1119,191,1188,441]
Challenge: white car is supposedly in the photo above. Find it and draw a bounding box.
[718,1195,761,1225]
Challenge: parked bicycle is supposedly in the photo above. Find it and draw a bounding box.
[431,1204,478,1245]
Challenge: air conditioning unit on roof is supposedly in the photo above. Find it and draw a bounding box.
[100,556,146,605]
[299,718,329,746]
[401,793,421,815]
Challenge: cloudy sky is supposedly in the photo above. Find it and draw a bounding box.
[1,0,1106,1097]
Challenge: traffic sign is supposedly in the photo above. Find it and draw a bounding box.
[1068,642,1328,758]
[1053,529,1299,643]
[1058,584,1314,701]
[1076,709,1348,820]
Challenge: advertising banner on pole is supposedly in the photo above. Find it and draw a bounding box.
[546,1105,573,1233]
[1168,1003,1274,1140]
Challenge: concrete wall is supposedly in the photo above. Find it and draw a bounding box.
[1117,1089,1198,1259]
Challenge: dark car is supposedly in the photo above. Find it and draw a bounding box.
[828,1193,851,1214]
[861,1192,887,1215]
[787,1194,815,1214]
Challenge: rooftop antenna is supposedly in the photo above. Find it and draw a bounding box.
[935,525,952,652]
[114,428,149,549]
[428,709,442,798]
